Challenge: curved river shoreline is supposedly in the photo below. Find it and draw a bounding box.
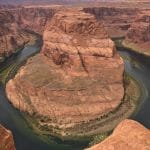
[118,47,150,128]
[0,37,149,150]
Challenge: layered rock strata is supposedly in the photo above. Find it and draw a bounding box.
[0,5,63,62]
[0,10,32,62]
[83,7,139,38]
[9,6,60,34]
[0,124,16,150]
[6,9,124,136]
[123,10,150,55]
[86,119,150,150]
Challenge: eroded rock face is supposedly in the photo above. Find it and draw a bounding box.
[86,119,150,150]
[0,5,60,62]
[6,9,124,136]
[83,7,139,38]
[0,125,15,150]
[123,10,150,55]
[10,6,60,34]
[0,10,31,62]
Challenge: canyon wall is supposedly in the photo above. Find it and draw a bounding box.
[9,6,60,34]
[6,9,124,137]
[86,119,150,150]
[84,6,150,55]
[1,5,149,62]
[83,7,139,38]
[0,10,31,62]
[0,6,60,62]
[0,124,16,150]
[123,10,150,55]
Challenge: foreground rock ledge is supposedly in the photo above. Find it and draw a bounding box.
[0,125,16,150]
[6,9,124,136]
[86,119,150,150]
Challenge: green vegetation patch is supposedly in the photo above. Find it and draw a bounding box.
[0,64,16,84]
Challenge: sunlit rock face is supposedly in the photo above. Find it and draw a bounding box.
[86,119,150,150]
[6,9,124,136]
[0,124,16,150]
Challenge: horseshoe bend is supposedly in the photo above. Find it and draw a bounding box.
[5,9,126,137]
[0,1,149,150]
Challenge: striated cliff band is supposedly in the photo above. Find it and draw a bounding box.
[0,5,61,63]
[9,5,61,34]
[0,124,16,150]
[1,4,149,63]
[86,119,150,150]
[83,7,139,38]
[0,10,31,62]
[6,9,125,137]
[123,10,150,56]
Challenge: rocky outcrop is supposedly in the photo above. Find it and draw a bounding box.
[6,9,124,137]
[86,119,150,150]
[0,10,31,62]
[123,10,150,55]
[0,124,15,150]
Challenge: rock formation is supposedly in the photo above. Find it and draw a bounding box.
[123,10,150,55]
[83,6,150,55]
[0,10,31,62]
[86,119,150,150]
[6,9,124,137]
[10,6,60,34]
[83,7,139,38]
[0,124,16,150]
[0,5,60,62]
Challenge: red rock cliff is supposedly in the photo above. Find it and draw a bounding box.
[0,10,31,62]
[0,5,60,62]
[123,10,150,55]
[83,7,139,38]
[10,6,60,34]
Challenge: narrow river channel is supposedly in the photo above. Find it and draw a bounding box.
[0,37,149,150]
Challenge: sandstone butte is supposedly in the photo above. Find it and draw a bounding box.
[123,10,150,56]
[86,119,150,150]
[0,124,16,150]
[6,9,124,137]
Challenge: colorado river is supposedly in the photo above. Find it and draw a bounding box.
[0,37,149,150]
[118,48,150,128]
